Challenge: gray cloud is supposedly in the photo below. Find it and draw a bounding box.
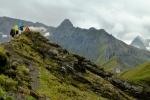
[0,0,150,44]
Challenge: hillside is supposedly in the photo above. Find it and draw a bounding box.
[50,19,150,72]
[120,62,150,88]
[0,32,149,99]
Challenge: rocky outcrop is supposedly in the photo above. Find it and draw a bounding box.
[81,59,150,99]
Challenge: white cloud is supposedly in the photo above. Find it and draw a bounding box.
[29,26,47,33]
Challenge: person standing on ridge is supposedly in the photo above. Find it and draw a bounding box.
[19,21,24,33]
[10,25,19,37]
[14,25,19,36]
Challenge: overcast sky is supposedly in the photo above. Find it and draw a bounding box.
[0,0,150,44]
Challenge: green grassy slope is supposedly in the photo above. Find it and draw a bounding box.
[102,57,122,72]
[97,56,129,73]
[0,32,135,100]
[120,62,150,87]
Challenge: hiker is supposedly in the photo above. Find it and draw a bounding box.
[19,21,24,32]
[10,28,15,37]
[14,25,19,36]
[10,25,19,37]
[19,25,24,31]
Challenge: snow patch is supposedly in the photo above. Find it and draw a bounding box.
[2,34,8,38]
[44,32,51,37]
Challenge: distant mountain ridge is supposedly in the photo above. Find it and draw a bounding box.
[50,19,150,72]
[0,17,150,72]
[131,36,150,51]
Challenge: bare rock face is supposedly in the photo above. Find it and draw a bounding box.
[131,36,146,50]
[51,19,150,72]
[131,36,150,51]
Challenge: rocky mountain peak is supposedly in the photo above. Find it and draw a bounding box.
[89,27,96,31]
[135,36,144,42]
[59,19,73,28]
[131,36,146,49]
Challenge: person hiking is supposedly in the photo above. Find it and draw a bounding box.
[10,25,19,37]
[10,28,15,37]
[19,25,24,31]
[19,21,24,32]
[14,25,19,36]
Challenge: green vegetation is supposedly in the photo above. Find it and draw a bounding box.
[119,62,150,96]
[0,78,15,100]
[16,65,29,75]
[0,74,17,91]
[0,32,137,99]
[25,96,36,100]
[102,57,129,73]
[37,67,105,100]
[96,44,108,65]
[120,62,150,87]
[11,34,42,63]
[0,46,9,71]
[102,57,119,72]
[0,87,6,97]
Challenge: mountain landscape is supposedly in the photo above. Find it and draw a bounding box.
[0,31,150,100]
[131,36,150,51]
[0,17,150,73]
[50,19,150,72]
[1,0,150,99]
[0,16,149,99]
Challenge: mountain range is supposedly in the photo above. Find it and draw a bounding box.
[131,36,150,51]
[50,19,150,72]
[0,17,150,72]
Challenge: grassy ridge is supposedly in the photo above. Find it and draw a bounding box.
[0,32,134,99]
[120,62,150,87]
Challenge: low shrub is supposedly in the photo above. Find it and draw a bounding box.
[0,74,17,91]
[0,46,9,71]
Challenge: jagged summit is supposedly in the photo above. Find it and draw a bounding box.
[52,19,150,72]
[131,36,150,51]
[58,19,74,28]
[89,27,96,31]
[134,36,144,42]
[131,36,146,49]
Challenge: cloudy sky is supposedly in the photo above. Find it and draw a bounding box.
[0,0,150,44]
